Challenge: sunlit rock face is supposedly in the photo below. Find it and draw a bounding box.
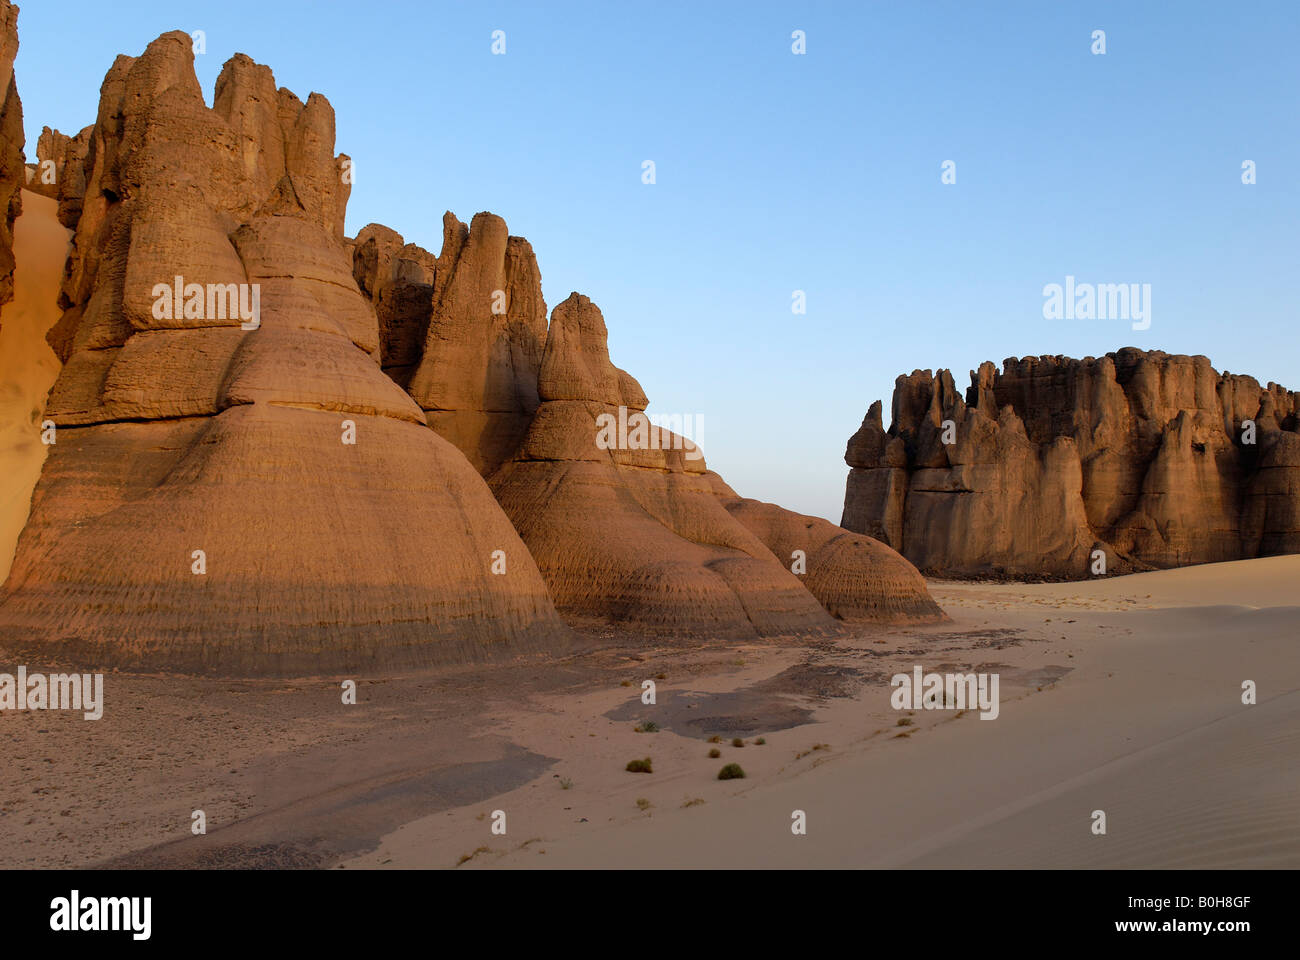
[0,33,571,674]
[843,349,1300,578]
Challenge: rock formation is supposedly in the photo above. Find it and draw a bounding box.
[0,21,945,674]
[25,125,80,202]
[0,0,23,314]
[843,349,1300,578]
[350,213,547,477]
[706,473,944,622]
[353,229,946,633]
[487,292,845,637]
[352,213,546,477]
[350,222,436,389]
[0,33,570,674]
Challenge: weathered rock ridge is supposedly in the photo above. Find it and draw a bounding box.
[843,349,1300,578]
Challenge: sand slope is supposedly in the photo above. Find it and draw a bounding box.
[346,556,1300,868]
[0,189,68,585]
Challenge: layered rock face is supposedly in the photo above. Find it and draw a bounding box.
[843,349,1300,578]
[0,0,23,313]
[0,34,570,673]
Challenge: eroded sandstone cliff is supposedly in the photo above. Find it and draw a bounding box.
[843,349,1300,578]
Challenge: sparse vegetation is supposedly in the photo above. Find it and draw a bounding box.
[896,717,913,727]
[681,797,706,808]
[456,845,491,866]
[634,720,659,733]
[708,748,721,758]
[655,672,667,680]
[794,743,831,760]
[717,763,745,781]
[707,735,722,744]
[755,737,766,745]
[626,757,653,774]
[635,797,652,811]
[731,737,745,748]
[559,777,573,790]
[620,679,633,687]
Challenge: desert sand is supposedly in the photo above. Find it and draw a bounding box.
[339,556,1299,869]
[0,189,67,583]
[4,555,1292,869]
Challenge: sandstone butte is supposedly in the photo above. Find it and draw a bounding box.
[842,350,1300,579]
[353,229,943,634]
[0,20,943,676]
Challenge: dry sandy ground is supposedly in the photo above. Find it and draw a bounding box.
[4,556,1293,870]
[0,600,1055,868]
[0,190,68,584]
[343,557,1299,870]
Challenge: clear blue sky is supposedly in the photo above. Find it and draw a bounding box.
[18,1,1299,522]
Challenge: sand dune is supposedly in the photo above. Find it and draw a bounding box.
[0,190,68,585]
[1015,555,1300,611]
